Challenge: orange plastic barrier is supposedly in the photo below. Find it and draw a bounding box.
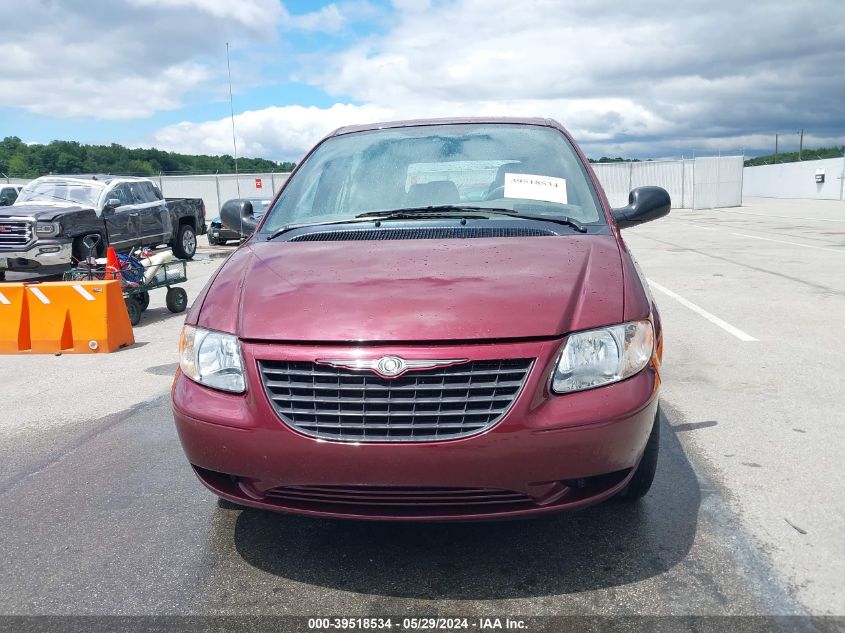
[0,280,134,354]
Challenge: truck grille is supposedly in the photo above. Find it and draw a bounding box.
[0,219,34,249]
[258,359,533,442]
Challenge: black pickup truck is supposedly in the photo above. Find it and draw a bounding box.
[0,175,205,278]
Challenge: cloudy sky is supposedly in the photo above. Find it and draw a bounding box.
[1,0,843,161]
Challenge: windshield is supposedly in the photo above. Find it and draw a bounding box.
[261,123,604,233]
[17,179,102,208]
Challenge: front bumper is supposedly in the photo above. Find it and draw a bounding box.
[208,224,242,242]
[0,239,73,272]
[172,339,660,520]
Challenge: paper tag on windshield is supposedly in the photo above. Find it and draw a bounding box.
[504,173,568,204]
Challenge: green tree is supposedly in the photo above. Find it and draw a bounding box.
[0,136,294,177]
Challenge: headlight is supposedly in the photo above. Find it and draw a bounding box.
[179,325,245,393]
[551,320,654,394]
[36,221,61,236]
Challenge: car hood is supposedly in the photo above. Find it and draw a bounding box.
[0,202,91,221]
[196,235,624,342]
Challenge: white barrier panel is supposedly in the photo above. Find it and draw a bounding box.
[156,172,291,216]
[10,155,747,216]
[592,156,743,209]
[742,157,845,201]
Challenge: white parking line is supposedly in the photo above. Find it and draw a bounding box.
[724,232,845,254]
[673,220,845,253]
[718,210,845,223]
[647,279,758,342]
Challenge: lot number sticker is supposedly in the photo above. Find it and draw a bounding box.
[504,173,568,204]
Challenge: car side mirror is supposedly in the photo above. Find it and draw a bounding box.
[220,199,257,235]
[612,186,671,229]
[104,198,122,211]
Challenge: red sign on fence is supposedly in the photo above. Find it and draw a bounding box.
[255,178,263,189]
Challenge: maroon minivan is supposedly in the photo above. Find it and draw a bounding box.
[172,118,670,520]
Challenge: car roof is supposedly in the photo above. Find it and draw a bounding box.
[329,116,561,137]
[30,174,153,186]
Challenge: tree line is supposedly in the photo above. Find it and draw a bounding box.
[0,136,295,178]
[744,146,844,167]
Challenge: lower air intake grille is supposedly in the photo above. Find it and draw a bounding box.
[258,359,533,442]
[263,485,536,513]
[288,226,557,241]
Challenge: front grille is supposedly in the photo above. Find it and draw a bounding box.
[258,359,533,442]
[0,219,34,249]
[288,226,557,241]
[264,485,536,513]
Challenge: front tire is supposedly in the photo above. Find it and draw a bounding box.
[617,407,660,501]
[173,224,197,259]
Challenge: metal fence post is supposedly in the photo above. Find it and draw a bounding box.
[214,171,222,215]
[716,155,722,208]
[271,169,276,194]
[840,149,845,201]
[691,158,695,210]
[628,161,633,193]
[158,171,163,192]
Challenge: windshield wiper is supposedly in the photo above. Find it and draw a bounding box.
[267,207,491,241]
[267,205,588,241]
[355,205,492,219]
[490,211,588,233]
[359,205,587,233]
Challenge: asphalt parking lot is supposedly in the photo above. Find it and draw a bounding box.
[1,197,843,620]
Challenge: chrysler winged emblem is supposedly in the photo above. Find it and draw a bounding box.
[316,356,468,378]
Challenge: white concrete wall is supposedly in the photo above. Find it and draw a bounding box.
[742,157,845,200]
[4,173,292,216]
[157,172,291,216]
[592,156,743,209]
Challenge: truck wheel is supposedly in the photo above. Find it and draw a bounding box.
[207,234,222,246]
[173,224,197,260]
[166,287,188,313]
[616,407,660,501]
[125,297,142,326]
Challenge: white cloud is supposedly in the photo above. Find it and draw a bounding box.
[128,0,281,32]
[303,0,845,157]
[283,3,346,32]
[153,103,395,160]
[0,1,339,120]
[5,0,841,158]
[153,0,845,159]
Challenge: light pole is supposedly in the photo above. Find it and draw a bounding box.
[226,42,240,197]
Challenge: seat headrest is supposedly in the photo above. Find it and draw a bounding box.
[406,180,460,206]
